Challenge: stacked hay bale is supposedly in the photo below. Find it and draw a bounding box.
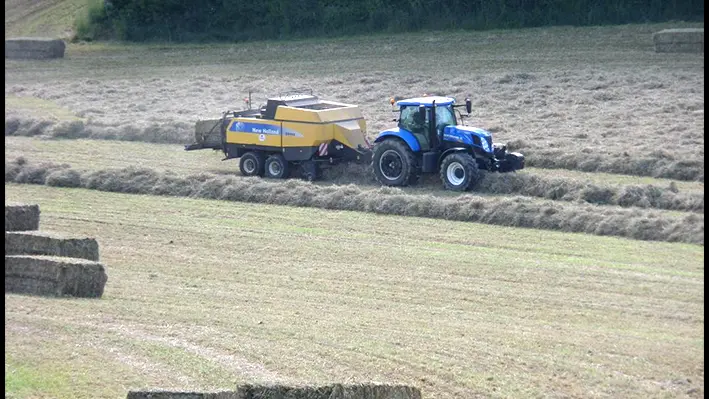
[127,384,422,399]
[653,28,704,53]
[5,203,40,231]
[4,203,108,298]
[5,38,66,59]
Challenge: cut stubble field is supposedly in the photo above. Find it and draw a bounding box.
[5,22,705,180]
[4,183,705,399]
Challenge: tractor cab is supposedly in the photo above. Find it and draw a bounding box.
[395,96,462,151]
[371,95,524,191]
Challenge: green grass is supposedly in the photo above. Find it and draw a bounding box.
[5,95,83,122]
[4,183,704,398]
[4,0,88,39]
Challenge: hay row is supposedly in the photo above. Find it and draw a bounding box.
[5,255,108,298]
[5,203,40,231]
[519,148,703,182]
[5,38,66,59]
[127,384,422,399]
[4,114,704,182]
[4,158,704,245]
[5,115,193,144]
[5,231,100,261]
[324,163,704,214]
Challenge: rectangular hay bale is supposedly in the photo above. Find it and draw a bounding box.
[5,203,40,231]
[236,384,422,399]
[5,37,66,59]
[5,255,108,298]
[127,392,240,399]
[5,231,100,261]
[126,385,422,399]
[653,28,704,53]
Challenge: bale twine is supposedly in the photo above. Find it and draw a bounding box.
[5,231,100,261]
[127,384,422,399]
[5,204,40,231]
[5,255,108,298]
[5,37,66,59]
[653,28,704,53]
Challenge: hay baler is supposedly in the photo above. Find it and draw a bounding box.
[185,94,372,180]
[371,96,525,191]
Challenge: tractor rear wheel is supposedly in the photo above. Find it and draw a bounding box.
[440,152,481,191]
[372,139,417,187]
[239,152,264,177]
[264,154,289,179]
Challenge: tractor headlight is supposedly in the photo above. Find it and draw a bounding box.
[480,137,491,152]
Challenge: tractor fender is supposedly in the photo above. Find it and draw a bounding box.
[374,128,421,152]
[439,147,470,164]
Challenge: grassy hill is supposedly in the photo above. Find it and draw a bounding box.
[4,0,87,39]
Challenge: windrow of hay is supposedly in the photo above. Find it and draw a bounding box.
[5,231,100,261]
[5,255,108,298]
[518,148,704,182]
[126,384,422,399]
[322,162,704,213]
[5,115,193,144]
[4,112,702,182]
[5,158,704,245]
[5,203,40,231]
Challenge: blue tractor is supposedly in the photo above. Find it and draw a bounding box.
[371,96,525,191]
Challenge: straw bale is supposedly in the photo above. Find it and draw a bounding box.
[5,255,107,298]
[5,203,40,231]
[5,37,66,59]
[5,231,100,261]
[236,383,421,399]
[653,29,704,53]
[127,384,421,399]
[127,392,239,399]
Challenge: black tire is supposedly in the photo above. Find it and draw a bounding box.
[264,154,289,179]
[239,152,264,177]
[300,160,320,182]
[372,139,418,187]
[439,152,481,191]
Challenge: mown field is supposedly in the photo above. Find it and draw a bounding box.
[4,11,705,399]
[5,22,705,180]
[4,183,705,399]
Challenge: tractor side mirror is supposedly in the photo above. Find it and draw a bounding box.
[465,98,472,114]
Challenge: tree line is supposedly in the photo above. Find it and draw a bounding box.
[75,0,704,42]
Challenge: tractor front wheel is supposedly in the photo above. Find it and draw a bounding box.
[440,152,481,191]
[372,139,417,187]
[239,152,264,177]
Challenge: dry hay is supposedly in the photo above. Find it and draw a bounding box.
[127,384,421,399]
[4,158,704,245]
[322,162,704,213]
[5,37,66,59]
[5,203,40,231]
[4,62,704,183]
[653,29,704,53]
[5,231,100,261]
[5,255,108,298]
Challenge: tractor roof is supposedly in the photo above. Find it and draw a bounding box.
[396,96,455,107]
